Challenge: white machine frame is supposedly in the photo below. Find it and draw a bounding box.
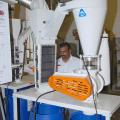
[26,0,110,102]
[34,43,57,93]
[0,0,110,100]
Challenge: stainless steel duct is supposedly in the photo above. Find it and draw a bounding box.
[18,0,33,9]
[0,0,33,9]
[0,0,18,4]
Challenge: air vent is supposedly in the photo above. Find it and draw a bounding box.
[41,45,55,83]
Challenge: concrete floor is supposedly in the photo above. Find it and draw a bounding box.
[111,107,120,120]
[102,86,120,120]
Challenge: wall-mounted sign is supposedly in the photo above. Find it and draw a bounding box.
[0,1,12,84]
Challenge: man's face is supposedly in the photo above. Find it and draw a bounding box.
[59,46,71,62]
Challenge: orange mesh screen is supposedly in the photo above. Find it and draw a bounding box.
[48,75,92,101]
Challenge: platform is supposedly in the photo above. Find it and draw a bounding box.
[0,75,34,120]
[14,87,120,120]
[0,75,34,90]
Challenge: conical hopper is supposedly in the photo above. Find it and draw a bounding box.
[73,0,107,56]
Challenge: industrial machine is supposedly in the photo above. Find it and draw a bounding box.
[0,0,110,102]
[0,2,34,120]
[26,0,110,102]
[48,0,110,102]
[0,0,112,119]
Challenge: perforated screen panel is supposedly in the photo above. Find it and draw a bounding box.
[41,45,55,83]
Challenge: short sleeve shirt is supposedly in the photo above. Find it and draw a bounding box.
[57,56,82,73]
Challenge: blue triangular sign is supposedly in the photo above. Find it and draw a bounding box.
[79,9,86,17]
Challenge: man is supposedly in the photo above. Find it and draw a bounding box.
[57,42,83,119]
[57,42,82,73]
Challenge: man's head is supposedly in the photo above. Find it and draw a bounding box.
[59,42,71,62]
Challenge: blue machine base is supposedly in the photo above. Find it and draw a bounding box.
[70,111,105,120]
[5,89,106,120]
[5,86,34,120]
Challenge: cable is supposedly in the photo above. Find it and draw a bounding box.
[4,82,13,120]
[81,55,99,120]
[33,90,56,120]
[97,72,105,84]
[28,90,56,120]
[0,88,6,120]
